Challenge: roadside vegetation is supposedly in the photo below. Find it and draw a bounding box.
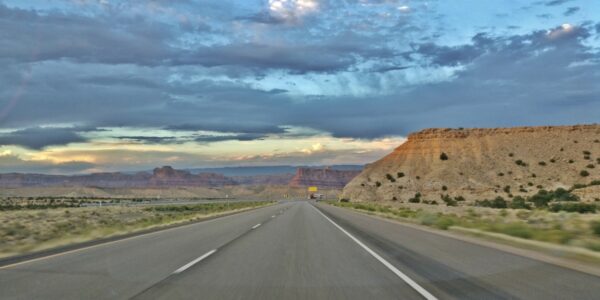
[328,200,600,253]
[0,201,271,258]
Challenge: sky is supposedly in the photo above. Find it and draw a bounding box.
[0,0,599,174]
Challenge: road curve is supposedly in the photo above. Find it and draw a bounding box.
[0,201,598,299]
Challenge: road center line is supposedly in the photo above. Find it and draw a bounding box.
[173,249,217,274]
[311,205,438,300]
[252,223,261,229]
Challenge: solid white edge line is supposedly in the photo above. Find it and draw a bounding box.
[173,249,217,274]
[311,205,438,300]
[252,223,262,229]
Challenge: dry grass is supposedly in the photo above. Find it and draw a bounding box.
[328,201,600,253]
[0,201,271,258]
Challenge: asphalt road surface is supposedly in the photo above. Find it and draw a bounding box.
[1,201,598,299]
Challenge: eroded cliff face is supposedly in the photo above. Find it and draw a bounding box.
[342,125,600,203]
[289,167,361,188]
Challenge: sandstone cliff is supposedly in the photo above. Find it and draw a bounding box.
[342,124,600,202]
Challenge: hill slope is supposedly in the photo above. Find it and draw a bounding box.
[342,125,600,203]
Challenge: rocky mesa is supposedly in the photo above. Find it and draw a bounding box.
[342,124,600,203]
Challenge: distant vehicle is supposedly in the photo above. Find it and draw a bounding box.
[309,193,325,200]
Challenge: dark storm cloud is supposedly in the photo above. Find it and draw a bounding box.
[0,4,393,74]
[166,123,286,135]
[0,4,175,66]
[194,133,267,143]
[1,0,599,147]
[2,23,599,141]
[0,127,95,150]
[174,34,395,73]
[409,33,494,66]
[235,11,286,25]
[114,136,180,144]
[80,76,161,89]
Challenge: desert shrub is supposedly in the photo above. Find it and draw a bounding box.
[568,159,575,164]
[508,153,514,157]
[515,159,527,166]
[597,158,600,164]
[553,188,579,201]
[442,185,448,191]
[571,183,587,190]
[416,176,421,180]
[510,196,531,209]
[497,172,504,176]
[339,198,350,203]
[528,190,552,208]
[583,150,591,155]
[580,170,590,177]
[392,197,397,201]
[528,188,579,208]
[549,203,596,214]
[503,185,511,193]
[441,194,457,206]
[538,161,546,166]
[454,196,465,201]
[586,164,595,169]
[386,174,396,182]
[492,196,508,208]
[440,152,449,160]
[527,182,534,186]
[550,159,556,163]
[397,172,405,178]
[476,197,507,209]
[590,180,600,186]
[375,181,382,187]
[408,193,421,203]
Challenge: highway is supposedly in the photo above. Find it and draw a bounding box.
[0,201,598,299]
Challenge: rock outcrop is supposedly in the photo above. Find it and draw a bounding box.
[342,124,600,202]
[289,167,361,188]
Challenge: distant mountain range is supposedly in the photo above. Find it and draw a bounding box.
[186,165,363,176]
[0,165,363,189]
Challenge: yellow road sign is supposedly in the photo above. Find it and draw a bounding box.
[308,186,318,192]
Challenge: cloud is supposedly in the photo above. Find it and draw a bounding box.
[564,7,580,16]
[544,0,574,6]
[0,3,175,66]
[0,152,95,174]
[114,136,180,144]
[0,127,96,150]
[268,0,319,23]
[194,133,267,143]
